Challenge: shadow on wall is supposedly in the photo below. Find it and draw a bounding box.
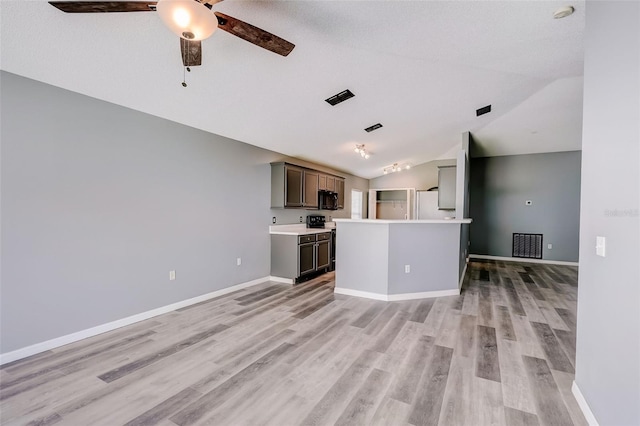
[469,159,487,253]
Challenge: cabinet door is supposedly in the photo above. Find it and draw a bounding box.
[285,166,304,207]
[336,178,345,209]
[325,176,336,192]
[438,166,456,210]
[318,174,327,190]
[303,170,319,208]
[298,243,316,276]
[316,241,330,270]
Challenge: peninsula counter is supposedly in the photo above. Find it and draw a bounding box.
[332,219,472,301]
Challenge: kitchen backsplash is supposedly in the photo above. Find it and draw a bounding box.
[269,208,344,225]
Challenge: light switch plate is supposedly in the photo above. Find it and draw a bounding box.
[596,236,606,257]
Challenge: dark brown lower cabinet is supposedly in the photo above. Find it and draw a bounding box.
[271,232,333,283]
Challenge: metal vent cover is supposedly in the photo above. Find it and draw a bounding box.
[512,233,543,259]
[476,104,492,116]
[364,123,383,133]
[325,90,355,106]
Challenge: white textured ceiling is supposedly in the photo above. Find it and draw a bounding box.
[0,0,585,178]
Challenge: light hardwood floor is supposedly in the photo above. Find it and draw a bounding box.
[0,260,586,426]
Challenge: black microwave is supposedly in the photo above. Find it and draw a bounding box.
[318,190,338,210]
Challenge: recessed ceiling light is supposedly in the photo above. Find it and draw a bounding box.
[553,6,575,19]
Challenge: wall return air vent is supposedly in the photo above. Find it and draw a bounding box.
[513,233,543,259]
[325,90,355,106]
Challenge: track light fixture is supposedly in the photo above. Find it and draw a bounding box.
[383,163,411,174]
[354,144,370,159]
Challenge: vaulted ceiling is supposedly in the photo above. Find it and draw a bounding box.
[0,0,584,178]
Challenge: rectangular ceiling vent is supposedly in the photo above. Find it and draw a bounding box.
[476,104,492,117]
[364,123,383,133]
[325,90,355,106]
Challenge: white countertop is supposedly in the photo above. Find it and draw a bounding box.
[269,223,336,235]
[333,218,472,224]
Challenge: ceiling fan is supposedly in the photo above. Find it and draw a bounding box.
[48,0,295,71]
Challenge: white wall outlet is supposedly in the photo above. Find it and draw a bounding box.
[547,243,553,249]
[525,200,533,206]
[237,257,242,266]
[299,216,303,223]
[169,270,176,281]
[272,217,276,224]
[404,265,411,273]
[596,236,606,257]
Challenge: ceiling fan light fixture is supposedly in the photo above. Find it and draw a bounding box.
[157,0,218,41]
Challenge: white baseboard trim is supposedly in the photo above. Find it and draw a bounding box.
[269,276,294,284]
[333,287,389,301]
[572,381,599,426]
[0,276,270,366]
[469,254,579,266]
[459,263,468,290]
[387,289,460,301]
[334,287,459,302]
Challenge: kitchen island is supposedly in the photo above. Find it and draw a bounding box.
[332,218,472,301]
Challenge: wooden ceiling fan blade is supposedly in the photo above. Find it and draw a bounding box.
[49,1,157,13]
[214,12,294,57]
[180,39,202,67]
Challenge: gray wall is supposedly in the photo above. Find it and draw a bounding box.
[0,71,367,353]
[469,151,581,262]
[457,133,472,279]
[455,132,471,220]
[575,2,639,424]
[335,222,389,295]
[387,224,460,294]
[369,159,456,191]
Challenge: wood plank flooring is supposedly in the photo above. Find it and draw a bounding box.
[0,260,586,426]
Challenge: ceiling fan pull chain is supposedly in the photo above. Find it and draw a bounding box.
[181,43,192,88]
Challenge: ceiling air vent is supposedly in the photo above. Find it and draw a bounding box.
[325,90,355,106]
[364,123,383,133]
[476,105,492,117]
